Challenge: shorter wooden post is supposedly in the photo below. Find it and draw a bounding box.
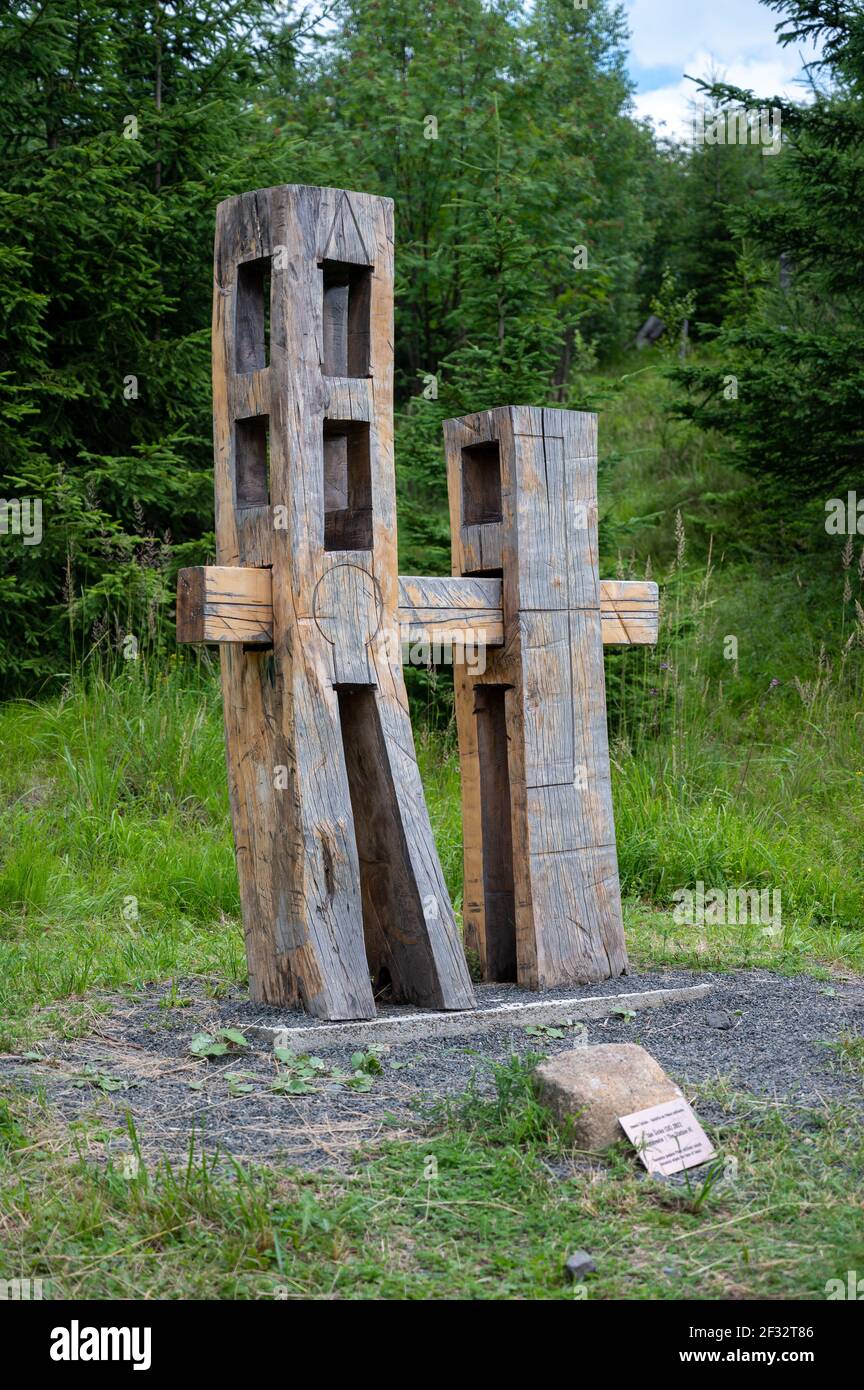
[446,406,632,990]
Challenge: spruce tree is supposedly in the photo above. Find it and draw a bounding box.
[0,1,312,688]
[675,0,864,495]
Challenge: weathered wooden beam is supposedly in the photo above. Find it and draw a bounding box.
[176,565,272,645]
[176,566,658,649]
[597,579,660,646]
[447,405,631,992]
[210,184,475,1021]
[397,574,505,647]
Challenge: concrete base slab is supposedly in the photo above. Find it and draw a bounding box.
[240,982,713,1053]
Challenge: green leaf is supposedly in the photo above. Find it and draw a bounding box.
[190,1033,228,1058]
[227,1077,255,1096]
[351,1048,384,1076]
[288,1078,313,1094]
[346,1071,374,1092]
[72,1070,126,1092]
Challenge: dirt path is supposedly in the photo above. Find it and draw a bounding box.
[2,968,861,1168]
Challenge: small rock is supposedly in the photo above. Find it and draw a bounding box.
[534,1044,681,1151]
[706,1010,733,1030]
[565,1250,597,1281]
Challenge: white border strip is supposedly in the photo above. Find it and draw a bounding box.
[240,983,713,1052]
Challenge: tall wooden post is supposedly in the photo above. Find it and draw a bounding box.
[212,184,475,1019]
[446,406,630,989]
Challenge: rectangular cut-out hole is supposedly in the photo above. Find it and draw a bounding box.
[235,257,271,372]
[235,415,269,508]
[323,420,372,550]
[320,261,372,377]
[462,440,503,525]
[474,685,516,981]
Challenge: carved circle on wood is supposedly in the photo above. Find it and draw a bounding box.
[312,562,384,650]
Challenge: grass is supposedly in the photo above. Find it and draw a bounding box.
[826,1031,864,1078]
[0,661,243,1048]
[2,1057,862,1300]
[597,359,864,968]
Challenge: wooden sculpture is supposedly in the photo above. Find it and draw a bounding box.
[176,184,659,1021]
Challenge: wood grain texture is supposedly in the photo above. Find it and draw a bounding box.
[177,566,657,650]
[211,185,474,1019]
[176,565,273,644]
[446,405,631,990]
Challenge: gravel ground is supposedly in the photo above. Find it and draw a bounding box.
[1,968,861,1168]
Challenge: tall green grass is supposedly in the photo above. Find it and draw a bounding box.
[0,658,242,1043]
[597,359,864,966]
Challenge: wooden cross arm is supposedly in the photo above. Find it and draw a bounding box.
[399,575,659,646]
[176,566,659,648]
[176,565,273,645]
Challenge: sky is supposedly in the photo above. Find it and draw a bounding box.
[622,0,823,141]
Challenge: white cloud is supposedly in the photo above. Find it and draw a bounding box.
[632,51,813,141]
[624,0,788,71]
[623,1,822,142]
